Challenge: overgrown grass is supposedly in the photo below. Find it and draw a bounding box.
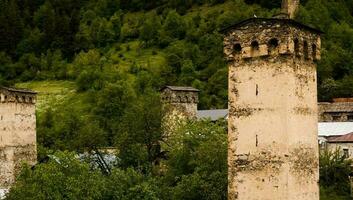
[16,81,76,113]
[108,41,167,74]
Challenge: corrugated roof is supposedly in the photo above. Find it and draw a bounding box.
[318,122,353,136]
[1,86,37,94]
[328,132,353,143]
[161,86,199,92]
[197,109,228,121]
[221,18,323,34]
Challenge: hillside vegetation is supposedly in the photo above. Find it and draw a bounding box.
[1,0,353,199]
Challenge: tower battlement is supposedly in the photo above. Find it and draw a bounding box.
[224,18,321,62]
[0,87,36,104]
[161,86,199,119]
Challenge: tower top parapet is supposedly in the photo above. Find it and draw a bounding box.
[223,18,322,62]
[161,86,199,104]
[0,86,37,104]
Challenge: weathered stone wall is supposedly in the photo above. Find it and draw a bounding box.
[318,102,353,122]
[161,88,199,119]
[224,19,320,200]
[161,87,199,136]
[0,88,36,188]
[326,142,353,159]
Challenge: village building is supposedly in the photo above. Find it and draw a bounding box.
[0,87,37,195]
[323,132,353,158]
[319,98,353,122]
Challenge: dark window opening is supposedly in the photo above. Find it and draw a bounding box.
[332,115,341,122]
[251,41,259,51]
[234,43,242,54]
[304,41,309,60]
[312,44,317,60]
[348,115,353,122]
[294,38,300,57]
[268,38,279,49]
[343,149,349,158]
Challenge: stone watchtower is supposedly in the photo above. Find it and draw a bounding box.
[0,87,37,189]
[161,86,199,119]
[223,0,322,199]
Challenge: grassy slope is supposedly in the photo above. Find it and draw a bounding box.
[16,81,76,113]
[15,2,242,114]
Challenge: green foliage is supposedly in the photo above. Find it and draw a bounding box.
[320,148,352,198]
[7,120,227,200]
[164,120,228,200]
[6,151,160,200]
[6,151,106,200]
[115,91,163,170]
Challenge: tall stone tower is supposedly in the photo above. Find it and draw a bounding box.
[223,0,322,199]
[0,87,37,189]
[161,86,199,134]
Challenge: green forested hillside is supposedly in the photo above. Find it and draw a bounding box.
[2,0,353,199]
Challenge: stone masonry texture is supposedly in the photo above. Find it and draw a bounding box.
[224,18,321,200]
[0,87,37,189]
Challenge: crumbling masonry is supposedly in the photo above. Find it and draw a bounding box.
[224,0,321,199]
[161,86,199,135]
[0,87,37,189]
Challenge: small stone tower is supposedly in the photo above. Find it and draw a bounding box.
[0,87,37,189]
[223,0,322,199]
[161,86,199,119]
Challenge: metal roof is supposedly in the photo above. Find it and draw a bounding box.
[197,109,228,121]
[221,18,323,34]
[161,86,199,92]
[327,132,353,143]
[318,122,353,136]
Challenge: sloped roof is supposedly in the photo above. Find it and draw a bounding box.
[161,86,199,92]
[197,109,228,121]
[221,18,323,34]
[328,132,353,143]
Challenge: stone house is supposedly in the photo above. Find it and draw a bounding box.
[319,98,353,122]
[324,132,353,159]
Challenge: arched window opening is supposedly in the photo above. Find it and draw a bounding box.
[294,38,300,57]
[304,41,309,60]
[251,41,259,51]
[312,44,317,60]
[234,43,242,54]
[268,38,279,54]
